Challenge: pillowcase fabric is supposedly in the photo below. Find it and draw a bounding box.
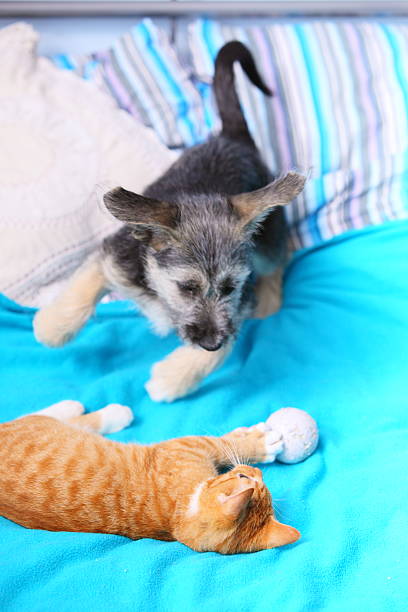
[0,22,176,307]
[61,17,408,250]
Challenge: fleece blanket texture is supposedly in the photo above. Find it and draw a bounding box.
[0,220,407,611]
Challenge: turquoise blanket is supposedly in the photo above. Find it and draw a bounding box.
[1,221,407,611]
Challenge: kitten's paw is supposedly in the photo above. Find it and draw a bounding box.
[262,429,284,463]
[33,303,92,347]
[231,423,283,463]
[98,404,134,434]
[35,400,85,420]
[145,357,200,403]
[230,423,266,436]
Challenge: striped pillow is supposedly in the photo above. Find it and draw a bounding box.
[56,17,408,250]
[186,18,408,249]
[54,19,207,150]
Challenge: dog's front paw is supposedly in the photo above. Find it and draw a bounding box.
[33,305,74,347]
[145,359,200,403]
[33,302,92,347]
[145,345,228,403]
[145,348,206,402]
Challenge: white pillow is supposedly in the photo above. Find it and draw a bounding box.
[0,22,176,307]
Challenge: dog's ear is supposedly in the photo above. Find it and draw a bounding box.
[230,172,305,233]
[103,187,179,249]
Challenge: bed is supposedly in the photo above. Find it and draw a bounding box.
[0,6,407,612]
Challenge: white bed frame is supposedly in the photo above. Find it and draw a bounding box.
[1,1,408,17]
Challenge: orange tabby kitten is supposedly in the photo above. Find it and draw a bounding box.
[0,401,300,554]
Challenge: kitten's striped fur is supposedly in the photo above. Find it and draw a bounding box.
[0,401,300,554]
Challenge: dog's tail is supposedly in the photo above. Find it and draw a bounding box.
[213,41,272,144]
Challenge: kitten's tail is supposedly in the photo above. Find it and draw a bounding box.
[213,41,272,144]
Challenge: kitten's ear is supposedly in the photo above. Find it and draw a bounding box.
[230,172,305,233]
[260,518,301,549]
[103,187,180,249]
[218,486,254,519]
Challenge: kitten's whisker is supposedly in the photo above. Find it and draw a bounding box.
[221,440,237,467]
[272,501,287,521]
[228,439,243,467]
[222,441,234,466]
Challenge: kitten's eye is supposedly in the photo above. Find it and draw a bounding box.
[220,280,235,296]
[239,473,249,479]
[177,281,200,296]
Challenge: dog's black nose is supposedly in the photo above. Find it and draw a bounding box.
[185,323,226,351]
[198,339,223,352]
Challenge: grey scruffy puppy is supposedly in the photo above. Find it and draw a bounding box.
[34,41,305,402]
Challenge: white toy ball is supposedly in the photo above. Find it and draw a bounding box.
[264,407,319,464]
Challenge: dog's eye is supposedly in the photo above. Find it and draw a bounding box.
[220,281,235,297]
[177,281,199,296]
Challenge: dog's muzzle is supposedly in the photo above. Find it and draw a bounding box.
[185,323,228,352]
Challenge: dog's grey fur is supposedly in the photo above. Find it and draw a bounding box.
[33,41,305,401]
[102,42,305,351]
